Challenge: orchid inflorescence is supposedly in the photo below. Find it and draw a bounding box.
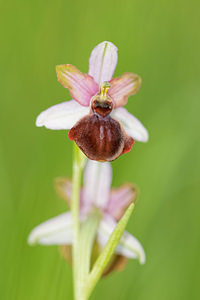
[28,41,148,300]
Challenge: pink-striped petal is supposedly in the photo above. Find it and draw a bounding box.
[97,215,146,264]
[56,64,99,106]
[108,72,141,107]
[83,160,112,209]
[107,184,138,221]
[88,41,118,86]
[36,100,90,130]
[111,107,149,142]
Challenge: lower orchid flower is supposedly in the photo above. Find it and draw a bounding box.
[28,160,145,271]
[36,41,148,162]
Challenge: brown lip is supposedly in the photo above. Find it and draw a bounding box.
[68,113,134,162]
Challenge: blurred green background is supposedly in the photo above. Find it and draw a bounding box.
[1,0,200,299]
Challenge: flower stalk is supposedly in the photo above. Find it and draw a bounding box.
[71,143,86,298]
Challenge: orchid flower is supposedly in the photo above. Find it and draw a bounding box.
[28,160,145,270]
[36,41,148,161]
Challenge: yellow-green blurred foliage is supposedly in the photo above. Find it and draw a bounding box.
[1,0,200,299]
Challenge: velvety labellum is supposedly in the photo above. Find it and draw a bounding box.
[68,112,134,162]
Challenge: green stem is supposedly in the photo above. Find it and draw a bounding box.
[82,203,135,300]
[71,143,86,299]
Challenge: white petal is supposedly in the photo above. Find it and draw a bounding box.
[36,100,90,130]
[28,212,73,246]
[88,41,118,86]
[97,215,146,264]
[111,107,149,142]
[83,160,112,209]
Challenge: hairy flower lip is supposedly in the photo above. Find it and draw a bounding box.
[28,160,146,265]
[68,111,135,162]
[36,41,149,148]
